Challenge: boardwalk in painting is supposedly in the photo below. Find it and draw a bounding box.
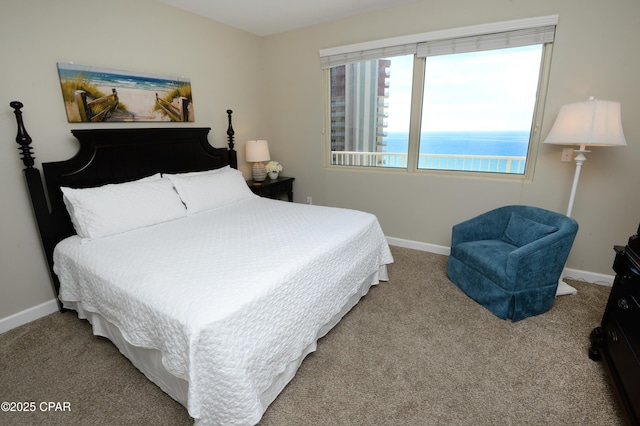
[56,62,194,122]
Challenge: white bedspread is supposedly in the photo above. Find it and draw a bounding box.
[53,197,393,425]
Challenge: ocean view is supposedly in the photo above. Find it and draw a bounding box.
[384,130,530,156]
[333,130,532,173]
[57,68,184,92]
[57,63,189,92]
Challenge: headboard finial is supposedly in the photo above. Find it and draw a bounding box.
[226,109,238,169]
[226,109,235,149]
[10,101,35,169]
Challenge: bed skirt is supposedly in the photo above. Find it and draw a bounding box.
[64,265,387,423]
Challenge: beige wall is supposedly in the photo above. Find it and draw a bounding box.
[1,0,639,322]
[0,0,266,319]
[262,0,640,275]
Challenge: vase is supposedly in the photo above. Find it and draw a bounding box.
[268,171,279,180]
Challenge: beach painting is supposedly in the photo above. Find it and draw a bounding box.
[56,62,194,122]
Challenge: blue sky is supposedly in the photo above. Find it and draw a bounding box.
[385,45,543,132]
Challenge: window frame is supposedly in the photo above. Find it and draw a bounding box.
[321,16,557,181]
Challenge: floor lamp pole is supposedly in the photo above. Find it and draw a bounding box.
[556,145,588,296]
[565,147,588,217]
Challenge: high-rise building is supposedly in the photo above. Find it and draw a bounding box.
[330,59,390,155]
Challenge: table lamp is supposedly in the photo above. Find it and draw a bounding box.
[246,139,270,182]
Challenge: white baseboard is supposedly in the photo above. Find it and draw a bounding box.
[386,236,614,287]
[561,268,613,287]
[0,299,59,335]
[386,236,451,256]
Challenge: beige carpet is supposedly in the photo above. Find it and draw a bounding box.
[0,246,625,425]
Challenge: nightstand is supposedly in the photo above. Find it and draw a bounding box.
[247,176,294,202]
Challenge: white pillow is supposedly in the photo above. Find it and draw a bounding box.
[163,166,231,179]
[61,177,187,241]
[166,167,256,214]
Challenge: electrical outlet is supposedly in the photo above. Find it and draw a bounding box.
[306,197,312,205]
[561,148,573,162]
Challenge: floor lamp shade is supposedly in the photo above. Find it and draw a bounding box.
[246,140,270,182]
[543,97,627,296]
[543,98,627,148]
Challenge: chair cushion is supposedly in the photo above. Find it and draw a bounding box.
[501,212,557,247]
[451,239,516,287]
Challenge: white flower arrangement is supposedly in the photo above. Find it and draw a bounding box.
[265,161,283,173]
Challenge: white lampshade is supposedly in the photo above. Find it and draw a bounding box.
[246,140,270,162]
[246,140,270,182]
[543,97,627,147]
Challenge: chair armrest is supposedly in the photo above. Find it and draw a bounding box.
[505,231,576,286]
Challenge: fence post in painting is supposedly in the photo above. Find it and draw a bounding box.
[74,90,90,122]
[179,97,189,122]
[155,93,186,122]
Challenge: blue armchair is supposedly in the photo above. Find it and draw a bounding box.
[446,205,578,321]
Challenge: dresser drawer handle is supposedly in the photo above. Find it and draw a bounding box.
[608,330,618,343]
[617,298,629,310]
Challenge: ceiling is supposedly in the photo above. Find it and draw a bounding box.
[156,0,419,37]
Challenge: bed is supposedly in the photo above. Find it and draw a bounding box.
[10,101,393,425]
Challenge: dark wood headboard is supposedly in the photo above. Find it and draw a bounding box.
[10,101,238,310]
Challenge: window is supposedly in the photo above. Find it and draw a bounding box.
[418,45,543,174]
[330,55,413,168]
[321,17,557,177]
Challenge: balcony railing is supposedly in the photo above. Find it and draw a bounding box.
[331,151,526,174]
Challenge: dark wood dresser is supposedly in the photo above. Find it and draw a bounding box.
[589,226,640,425]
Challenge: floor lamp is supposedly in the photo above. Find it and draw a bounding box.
[543,97,627,296]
